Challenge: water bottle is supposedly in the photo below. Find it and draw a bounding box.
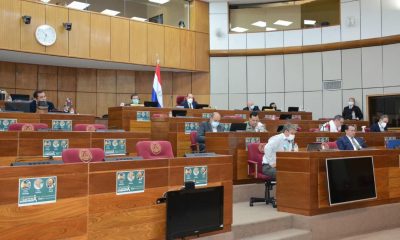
[293,143,299,152]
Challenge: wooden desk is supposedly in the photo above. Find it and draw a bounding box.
[0,112,95,127]
[276,149,400,216]
[0,155,233,240]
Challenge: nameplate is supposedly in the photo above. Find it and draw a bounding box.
[184,166,208,186]
[52,120,72,131]
[220,123,231,132]
[245,137,260,151]
[116,170,145,195]
[264,115,277,120]
[136,111,150,122]
[0,118,17,131]
[43,139,69,157]
[316,137,329,143]
[236,114,247,119]
[104,139,126,156]
[202,113,212,119]
[184,122,199,134]
[18,176,57,207]
[384,136,397,145]
[292,115,302,120]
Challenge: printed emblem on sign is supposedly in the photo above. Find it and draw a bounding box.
[21,124,34,131]
[79,149,93,162]
[258,143,266,153]
[150,142,162,155]
[86,125,96,132]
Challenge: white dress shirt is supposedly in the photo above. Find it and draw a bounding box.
[262,133,290,165]
[347,136,362,150]
[320,120,340,132]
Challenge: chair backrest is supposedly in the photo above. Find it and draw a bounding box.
[386,139,400,149]
[136,141,174,159]
[176,96,185,105]
[62,148,105,163]
[189,131,198,152]
[73,124,107,132]
[309,128,320,132]
[248,143,266,174]
[8,123,48,131]
[327,141,338,149]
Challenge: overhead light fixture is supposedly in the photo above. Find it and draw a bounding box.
[304,20,316,25]
[149,0,170,4]
[266,27,277,31]
[251,21,267,28]
[67,1,90,10]
[274,20,293,26]
[231,27,248,33]
[101,9,120,16]
[41,0,51,3]
[131,17,147,22]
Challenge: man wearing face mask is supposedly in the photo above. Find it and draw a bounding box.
[370,114,389,132]
[196,112,224,152]
[29,90,55,113]
[130,94,140,105]
[342,97,363,120]
[181,93,198,109]
[262,124,298,179]
[243,101,260,111]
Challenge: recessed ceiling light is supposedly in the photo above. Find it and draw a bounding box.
[304,20,316,25]
[41,0,51,3]
[131,17,147,22]
[101,9,120,16]
[274,20,293,26]
[149,0,170,4]
[231,27,248,33]
[251,21,267,28]
[67,1,90,10]
[266,27,277,31]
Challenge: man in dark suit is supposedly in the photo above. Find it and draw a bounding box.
[196,112,224,152]
[370,114,389,132]
[29,90,55,113]
[342,97,363,120]
[243,101,260,111]
[181,93,198,109]
[336,125,367,150]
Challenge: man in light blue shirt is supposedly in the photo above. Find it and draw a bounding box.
[262,124,298,179]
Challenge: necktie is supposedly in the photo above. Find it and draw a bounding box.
[351,137,361,150]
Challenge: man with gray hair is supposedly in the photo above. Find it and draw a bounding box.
[370,114,389,132]
[262,124,298,179]
[196,112,224,152]
[320,115,344,132]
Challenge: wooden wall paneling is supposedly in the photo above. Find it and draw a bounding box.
[130,21,148,65]
[76,68,96,92]
[76,92,96,116]
[147,24,165,66]
[137,94,151,103]
[111,17,129,63]
[14,89,35,99]
[172,72,192,95]
[45,5,68,56]
[44,90,58,107]
[38,65,58,90]
[180,30,196,70]
[90,13,111,61]
[191,72,210,95]
[15,63,38,90]
[116,94,131,106]
[190,0,209,33]
[97,70,116,93]
[116,70,135,94]
[57,91,76,110]
[161,72,173,95]
[195,32,210,71]
[97,93,116,117]
[68,9,90,58]
[0,0,21,50]
[0,62,16,88]
[2,88,15,95]
[192,94,210,105]
[135,71,153,94]
[20,0,45,53]
[164,27,181,68]
[58,67,77,92]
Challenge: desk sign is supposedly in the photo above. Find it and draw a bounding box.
[202,113,212,119]
[43,139,69,157]
[316,137,329,143]
[220,123,231,132]
[0,118,17,131]
[184,166,208,186]
[52,120,72,131]
[264,115,277,120]
[104,139,126,156]
[184,122,199,134]
[18,176,57,207]
[236,114,247,119]
[245,137,260,151]
[384,136,396,145]
[116,170,145,195]
[292,115,302,120]
[137,111,150,122]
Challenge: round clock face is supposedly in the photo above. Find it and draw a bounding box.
[35,25,57,46]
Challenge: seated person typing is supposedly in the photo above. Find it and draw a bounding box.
[336,125,367,150]
[243,101,260,111]
[29,90,55,113]
[245,111,266,132]
[196,112,224,152]
[320,115,344,132]
[181,93,198,109]
[370,114,389,132]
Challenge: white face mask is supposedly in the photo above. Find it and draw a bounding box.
[348,101,354,107]
[187,98,193,104]
[250,105,255,110]
[131,99,139,104]
[287,134,295,141]
[211,121,219,128]
[380,122,387,128]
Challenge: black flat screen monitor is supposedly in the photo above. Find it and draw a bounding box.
[172,109,187,117]
[326,156,376,206]
[288,107,299,112]
[5,101,32,112]
[195,104,209,109]
[279,114,292,120]
[166,186,224,240]
[229,123,247,132]
[10,94,30,101]
[144,101,158,107]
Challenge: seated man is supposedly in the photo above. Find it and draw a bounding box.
[181,93,198,109]
[29,90,55,113]
[243,101,260,111]
[336,125,367,150]
[320,115,344,132]
[342,97,363,120]
[245,111,266,132]
[262,124,298,179]
[130,94,140,105]
[370,114,389,132]
[196,112,224,152]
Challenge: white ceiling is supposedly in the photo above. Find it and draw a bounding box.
[205,0,293,4]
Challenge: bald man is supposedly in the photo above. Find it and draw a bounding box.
[243,101,260,111]
[196,112,224,152]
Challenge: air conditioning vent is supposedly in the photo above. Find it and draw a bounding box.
[323,80,342,90]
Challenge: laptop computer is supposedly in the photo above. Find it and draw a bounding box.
[5,101,32,112]
[288,107,299,112]
[172,109,187,117]
[144,101,158,107]
[229,123,247,132]
[307,143,322,151]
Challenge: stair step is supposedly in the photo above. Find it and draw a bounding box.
[241,229,312,240]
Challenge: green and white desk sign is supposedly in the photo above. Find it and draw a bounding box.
[0,118,17,131]
[43,139,69,157]
[116,170,145,195]
[52,120,72,131]
[137,111,150,122]
[184,166,208,186]
[18,176,57,207]
[245,137,260,151]
[220,123,231,132]
[184,122,199,134]
[202,113,212,119]
[104,139,126,156]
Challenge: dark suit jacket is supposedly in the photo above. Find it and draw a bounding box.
[370,122,387,132]
[336,136,367,150]
[342,105,363,120]
[196,121,224,144]
[29,101,55,113]
[181,100,198,109]
[243,105,260,111]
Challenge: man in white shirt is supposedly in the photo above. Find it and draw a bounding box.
[320,115,344,132]
[336,125,367,150]
[262,124,298,179]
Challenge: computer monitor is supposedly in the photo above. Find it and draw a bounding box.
[262,106,275,111]
[5,101,32,112]
[306,143,322,151]
[288,107,299,112]
[276,125,284,132]
[172,109,187,117]
[10,94,30,101]
[195,104,209,109]
[144,101,158,107]
[279,114,292,120]
[229,123,247,132]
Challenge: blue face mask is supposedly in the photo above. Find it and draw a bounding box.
[131,99,139,104]
[211,121,219,128]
